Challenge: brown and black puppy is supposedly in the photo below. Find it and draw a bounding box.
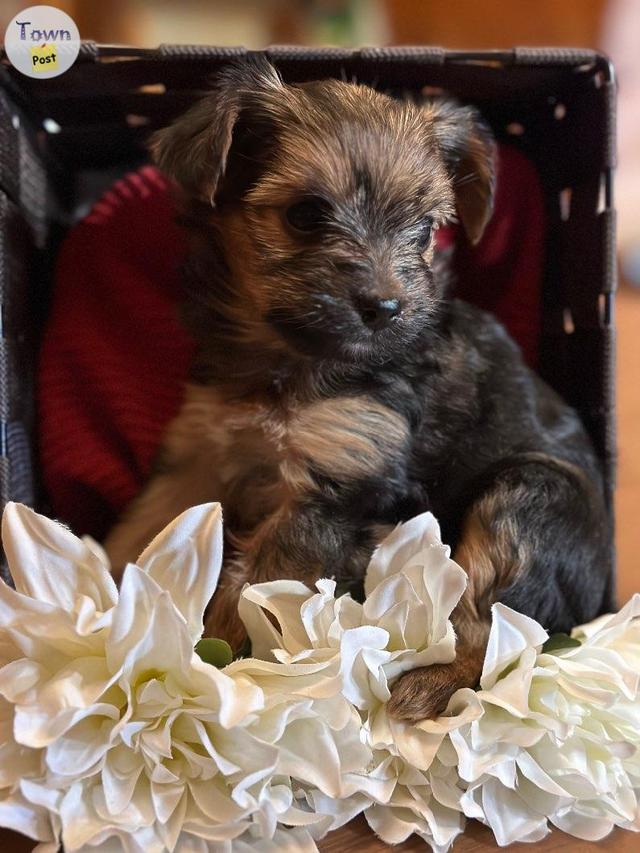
[103,57,612,721]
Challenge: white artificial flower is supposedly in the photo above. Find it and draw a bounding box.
[239,512,474,851]
[239,513,467,710]
[4,497,640,853]
[451,597,640,846]
[0,502,368,853]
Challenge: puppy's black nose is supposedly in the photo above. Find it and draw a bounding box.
[356,297,401,330]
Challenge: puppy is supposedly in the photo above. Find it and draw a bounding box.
[103,57,612,721]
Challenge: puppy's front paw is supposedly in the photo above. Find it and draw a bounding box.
[387,664,462,722]
[387,649,484,722]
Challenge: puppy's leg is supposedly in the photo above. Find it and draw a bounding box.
[204,500,375,649]
[388,456,610,721]
[103,455,216,581]
[103,383,231,579]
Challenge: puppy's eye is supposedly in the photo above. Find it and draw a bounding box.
[417,220,434,251]
[285,197,330,233]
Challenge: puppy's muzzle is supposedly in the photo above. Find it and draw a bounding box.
[354,294,402,330]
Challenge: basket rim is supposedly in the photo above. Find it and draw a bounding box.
[0,42,615,82]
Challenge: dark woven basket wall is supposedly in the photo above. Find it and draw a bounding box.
[0,44,617,589]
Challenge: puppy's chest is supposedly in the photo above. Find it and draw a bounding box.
[171,384,412,523]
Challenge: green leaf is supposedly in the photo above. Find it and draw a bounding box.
[542,633,581,654]
[195,638,233,668]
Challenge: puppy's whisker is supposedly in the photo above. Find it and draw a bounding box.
[454,173,480,188]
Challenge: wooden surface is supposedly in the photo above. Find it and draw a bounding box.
[615,287,640,607]
[1,288,638,853]
[320,816,639,852]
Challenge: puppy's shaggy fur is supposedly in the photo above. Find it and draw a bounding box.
[104,58,612,721]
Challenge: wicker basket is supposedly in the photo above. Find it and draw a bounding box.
[0,44,617,595]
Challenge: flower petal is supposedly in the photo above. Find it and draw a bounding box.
[0,789,57,843]
[2,503,117,612]
[107,564,192,678]
[480,603,548,690]
[137,503,223,643]
[232,827,319,851]
[364,512,444,595]
[239,580,316,656]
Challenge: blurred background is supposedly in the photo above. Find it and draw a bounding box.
[2,0,638,601]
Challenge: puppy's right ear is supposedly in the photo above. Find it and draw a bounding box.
[150,56,283,204]
[422,99,496,245]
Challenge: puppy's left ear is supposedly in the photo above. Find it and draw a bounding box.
[149,56,283,204]
[424,100,496,245]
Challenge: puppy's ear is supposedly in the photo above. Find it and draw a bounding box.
[424,100,496,244]
[150,56,283,204]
